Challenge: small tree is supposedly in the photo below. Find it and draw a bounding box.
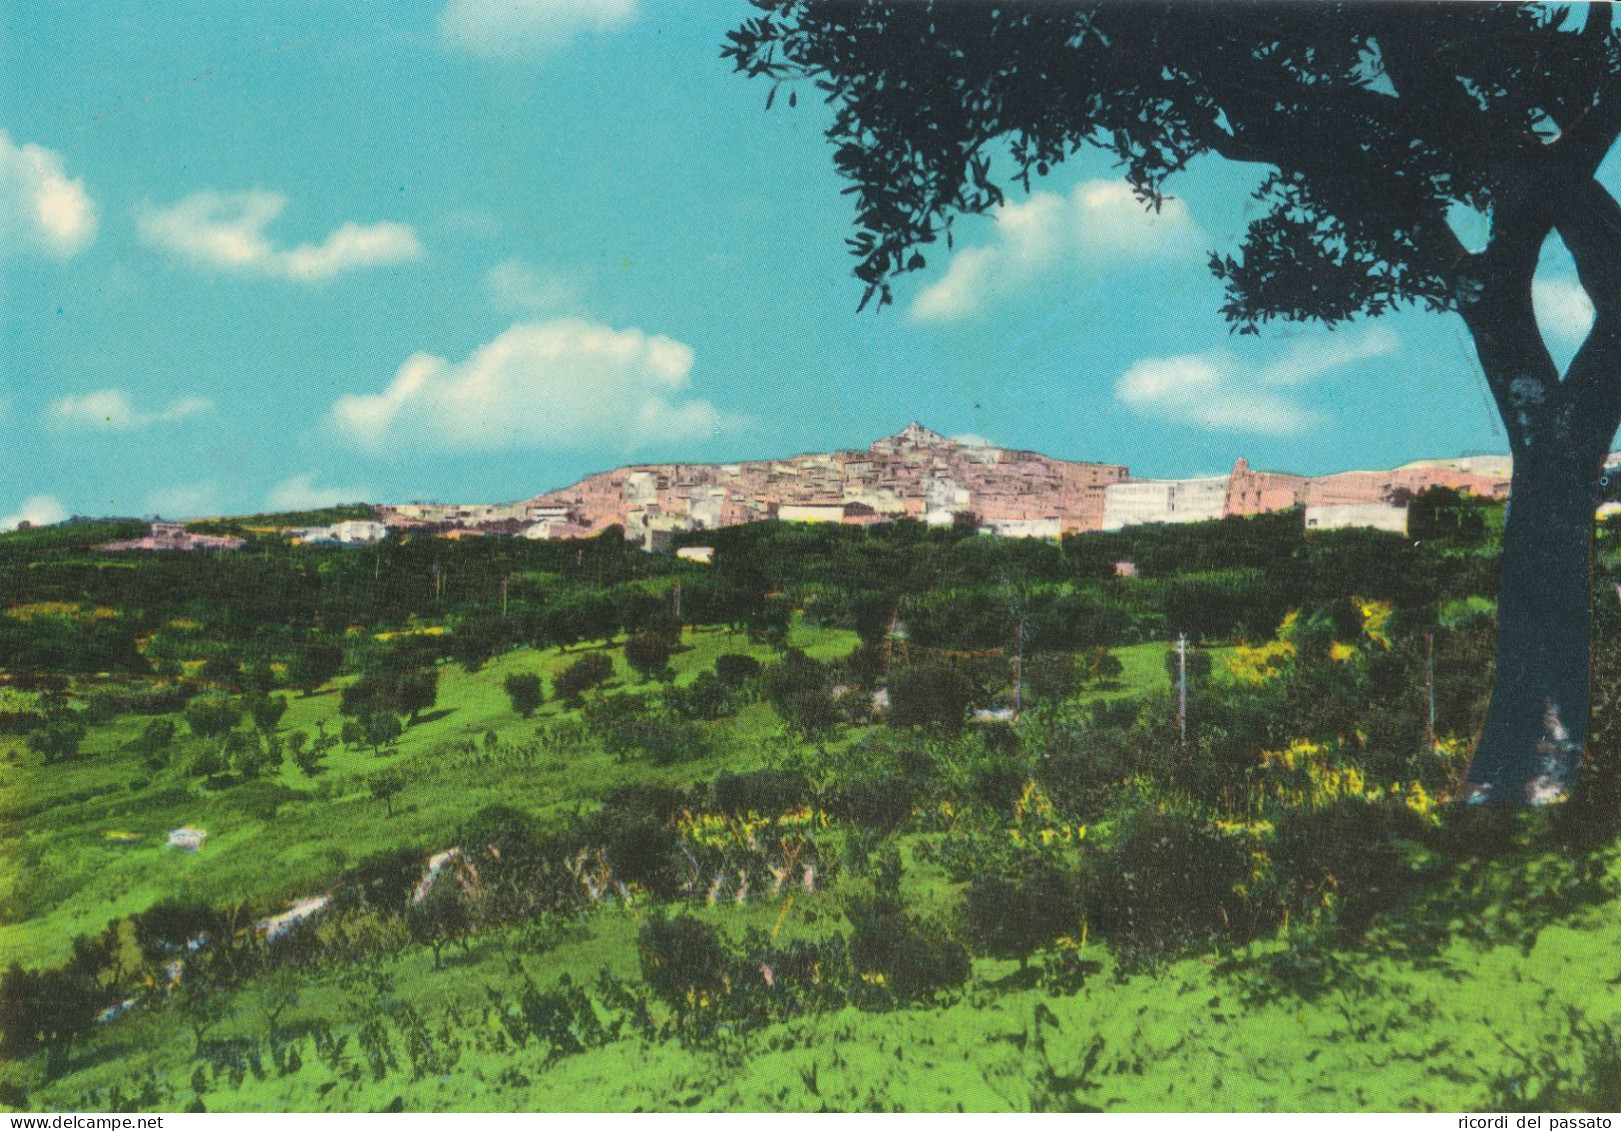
[389,668,439,726]
[624,632,677,682]
[27,718,87,765]
[288,639,344,696]
[553,652,614,706]
[407,874,473,970]
[249,693,288,733]
[130,717,177,771]
[369,769,405,817]
[287,729,324,776]
[965,859,1079,972]
[363,709,403,756]
[714,652,762,688]
[1088,648,1125,686]
[503,672,544,719]
[185,696,241,740]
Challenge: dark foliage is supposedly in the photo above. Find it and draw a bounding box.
[1084,810,1259,967]
[638,916,729,1011]
[503,673,543,719]
[1269,799,1426,937]
[708,769,811,816]
[552,653,614,705]
[965,858,1080,965]
[887,663,975,734]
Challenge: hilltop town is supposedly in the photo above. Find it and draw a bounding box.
[372,423,1521,550]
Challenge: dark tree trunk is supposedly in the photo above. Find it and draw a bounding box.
[1452,176,1621,807]
[1463,444,1603,804]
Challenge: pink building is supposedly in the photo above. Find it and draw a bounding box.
[99,522,244,553]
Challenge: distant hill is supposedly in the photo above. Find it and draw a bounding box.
[375,425,1521,547]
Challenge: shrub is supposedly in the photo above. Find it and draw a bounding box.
[130,900,226,964]
[761,650,839,737]
[129,718,177,770]
[709,769,811,816]
[638,915,729,1011]
[1269,798,1424,936]
[887,663,976,734]
[847,896,970,1002]
[577,788,687,898]
[827,777,916,834]
[1037,722,1137,820]
[337,848,427,915]
[27,719,87,764]
[583,694,709,765]
[965,858,1080,968]
[663,671,735,721]
[1024,652,1078,703]
[459,804,540,863]
[1084,809,1258,967]
[714,653,761,688]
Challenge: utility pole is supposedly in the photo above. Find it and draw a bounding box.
[1012,616,1024,724]
[1180,628,1193,745]
[501,573,509,618]
[1424,630,1435,754]
[673,580,682,623]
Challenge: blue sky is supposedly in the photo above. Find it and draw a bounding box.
[0,1,1608,526]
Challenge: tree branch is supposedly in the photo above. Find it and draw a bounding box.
[1553,177,1621,453]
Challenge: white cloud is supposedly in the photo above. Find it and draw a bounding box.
[144,482,219,518]
[138,190,423,282]
[1116,327,1398,435]
[0,131,97,259]
[46,388,213,431]
[1533,277,1595,344]
[486,258,580,315]
[439,0,637,59]
[266,474,373,511]
[912,180,1203,321]
[1,495,69,531]
[330,318,733,454]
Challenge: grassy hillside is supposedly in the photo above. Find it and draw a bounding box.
[4,511,1620,1113]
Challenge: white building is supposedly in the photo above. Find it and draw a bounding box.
[289,520,388,545]
[688,486,727,530]
[1102,477,1229,531]
[1304,503,1408,535]
[922,473,971,525]
[676,546,716,564]
[625,471,659,507]
[979,517,1062,539]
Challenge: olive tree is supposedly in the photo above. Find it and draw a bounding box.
[726,2,1621,805]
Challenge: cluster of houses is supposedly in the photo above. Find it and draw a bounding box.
[97,428,1621,558]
